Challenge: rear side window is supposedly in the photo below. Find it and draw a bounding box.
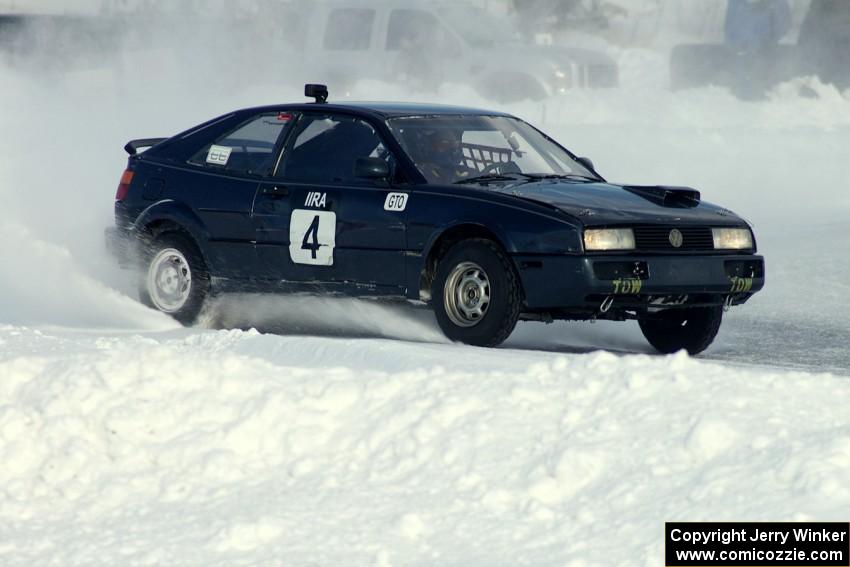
[324,8,375,50]
[189,112,295,175]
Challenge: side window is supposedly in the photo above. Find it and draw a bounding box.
[386,9,455,53]
[278,115,392,184]
[324,9,375,50]
[189,112,295,175]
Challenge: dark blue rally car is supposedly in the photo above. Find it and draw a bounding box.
[107,85,764,353]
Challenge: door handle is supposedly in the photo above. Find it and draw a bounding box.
[262,185,289,198]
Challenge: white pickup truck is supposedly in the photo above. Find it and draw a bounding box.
[285,0,618,102]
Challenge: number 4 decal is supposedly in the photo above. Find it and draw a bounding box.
[302,215,321,259]
[290,209,336,266]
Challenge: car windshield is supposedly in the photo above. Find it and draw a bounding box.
[387,115,597,185]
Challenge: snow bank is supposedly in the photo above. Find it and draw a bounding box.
[1,327,848,566]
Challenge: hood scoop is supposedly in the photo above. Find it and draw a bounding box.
[623,185,701,208]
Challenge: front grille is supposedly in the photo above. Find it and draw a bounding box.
[633,226,715,252]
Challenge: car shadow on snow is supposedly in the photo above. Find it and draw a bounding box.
[504,320,656,357]
[198,293,662,357]
[198,293,449,344]
[195,295,848,375]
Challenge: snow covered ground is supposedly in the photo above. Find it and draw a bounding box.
[2,325,850,566]
[1,15,850,565]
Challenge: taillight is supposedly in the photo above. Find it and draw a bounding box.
[116,169,134,201]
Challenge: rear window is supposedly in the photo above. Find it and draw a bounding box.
[189,112,295,175]
[324,8,375,50]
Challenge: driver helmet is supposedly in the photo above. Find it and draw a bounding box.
[424,128,466,170]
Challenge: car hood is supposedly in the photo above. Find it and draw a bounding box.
[490,181,745,226]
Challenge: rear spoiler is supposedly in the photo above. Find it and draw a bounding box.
[124,138,167,156]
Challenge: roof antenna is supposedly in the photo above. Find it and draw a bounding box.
[305,84,329,104]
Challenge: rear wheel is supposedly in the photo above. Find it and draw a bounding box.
[139,233,209,325]
[433,239,522,347]
[638,306,723,355]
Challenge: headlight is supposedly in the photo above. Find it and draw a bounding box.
[584,228,636,251]
[712,227,753,250]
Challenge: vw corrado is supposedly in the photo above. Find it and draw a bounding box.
[106,85,764,353]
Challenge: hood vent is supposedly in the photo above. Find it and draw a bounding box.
[623,185,701,208]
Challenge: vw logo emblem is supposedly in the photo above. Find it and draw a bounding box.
[669,229,683,248]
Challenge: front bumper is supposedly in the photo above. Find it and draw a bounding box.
[515,253,765,312]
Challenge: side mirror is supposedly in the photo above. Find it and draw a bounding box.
[577,156,596,172]
[355,157,390,180]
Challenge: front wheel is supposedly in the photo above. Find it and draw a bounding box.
[433,239,522,347]
[638,306,723,355]
[139,233,209,325]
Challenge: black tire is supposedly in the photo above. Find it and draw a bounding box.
[139,233,209,325]
[433,239,522,347]
[638,306,723,355]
